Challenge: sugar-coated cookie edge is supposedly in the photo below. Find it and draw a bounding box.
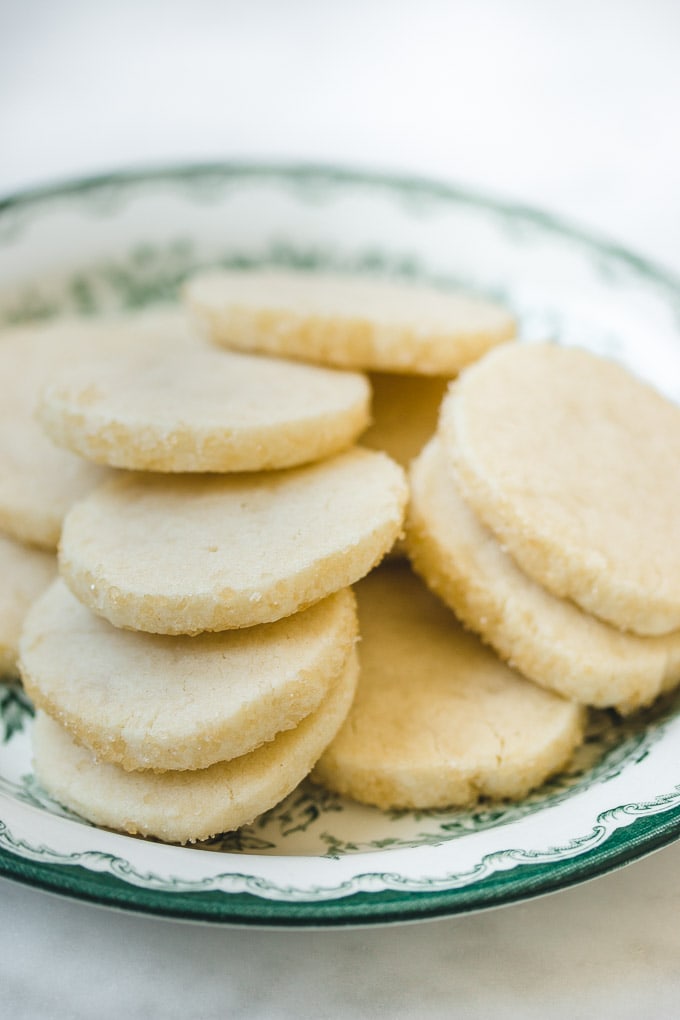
[21,583,359,771]
[405,438,680,714]
[31,647,359,844]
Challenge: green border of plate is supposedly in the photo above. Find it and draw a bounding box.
[2,161,680,928]
[4,806,680,927]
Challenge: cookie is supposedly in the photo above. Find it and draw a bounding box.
[59,447,407,634]
[0,309,193,548]
[312,562,585,810]
[184,269,515,375]
[407,438,680,713]
[441,342,680,636]
[31,648,358,844]
[21,579,357,771]
[361,372,450,468]
[38,340,371,472]
[0,534,56,676]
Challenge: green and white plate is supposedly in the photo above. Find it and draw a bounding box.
[2,163,680,928]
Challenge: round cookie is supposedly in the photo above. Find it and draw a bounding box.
[185,269,515,375]
[31,649,359,844]
[20,580,357,771]
[0,309,194,548]
[0,534,56,676]
[59,447,407,634]
[38,340,371,472]
[407,438,680,714]
[441,342,680,636]
[361,372,450,468]
[312,562,585,810]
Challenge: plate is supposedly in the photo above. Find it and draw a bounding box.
[2,162,680,928]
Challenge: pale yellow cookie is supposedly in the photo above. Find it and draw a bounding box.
[185,269,515,375]
[441,342,680,636]
[32,648,358,844]
[21,579,357,771]
[0,534,56,676]
[0,309,193,548]
[38,339,371,472]
[59,447,407,634]
[362,372,450,560]
[361,372,450,468]
[313,562,585,810]
[407,438,680,713]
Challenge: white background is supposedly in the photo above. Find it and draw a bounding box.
[4,0,680,269]
[3,1,680,1017]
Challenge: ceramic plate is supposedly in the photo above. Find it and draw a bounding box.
[2,163,680,928]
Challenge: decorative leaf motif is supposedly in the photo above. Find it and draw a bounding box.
[254,780,344,838]
[199,828,277,854]
[320,833,361,859]
[0,685,34,744]
[0,239,494,328]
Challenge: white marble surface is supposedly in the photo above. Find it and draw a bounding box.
[3,1,680,1016]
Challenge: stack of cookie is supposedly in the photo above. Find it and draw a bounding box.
[406,342,680,717]
[12,268,638,836]
[15,301,423,842]
[183,270,587,812]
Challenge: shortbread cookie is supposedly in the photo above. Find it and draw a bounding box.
[361,372,450,467]
[32,649,358,843]
[39,340,371,472]
[185,269,515,375]
[313,562,584,810]
[0,309,193,548]
[407,439,680,713]
[0,535,56,676]
[21,579,357,771]
[59,447,407,634]
[441,342,680,636]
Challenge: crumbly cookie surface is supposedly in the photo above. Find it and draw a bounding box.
[59,447,407,634]
[407,438,680,713]
[361,372,450,468]
[32,650,358,844]
[313,562,584,810]
[185,269,515,375]
[39,340,371,472]
[21,580,357,771]
[441,342,680,636]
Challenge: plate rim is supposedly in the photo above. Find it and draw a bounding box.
[2,158,680,295]
[2,159,680,928]
[3,806,680,927]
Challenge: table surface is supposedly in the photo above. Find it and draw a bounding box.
[3,2,680,1016]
